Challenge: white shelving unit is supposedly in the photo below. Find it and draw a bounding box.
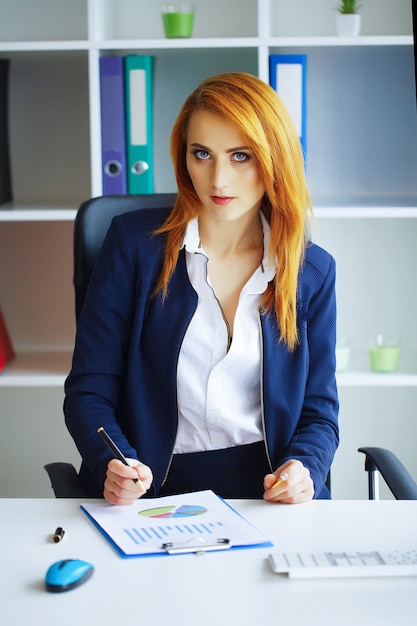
[0,0,415,498]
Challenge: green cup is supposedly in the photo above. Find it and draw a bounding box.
[369,335,401,372]
[161,3,195,38]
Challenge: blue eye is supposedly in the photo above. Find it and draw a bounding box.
[232,152,249,162]
[193,149,210,160]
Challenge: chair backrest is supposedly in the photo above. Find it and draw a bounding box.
[73,193,177,321]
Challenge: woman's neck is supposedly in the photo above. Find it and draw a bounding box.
[198,211,263,258]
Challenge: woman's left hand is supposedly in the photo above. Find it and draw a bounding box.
[263,459,314,504]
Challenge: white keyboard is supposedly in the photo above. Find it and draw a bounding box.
[268,550,417,579]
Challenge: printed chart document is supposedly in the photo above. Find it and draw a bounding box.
[81,490,271,557]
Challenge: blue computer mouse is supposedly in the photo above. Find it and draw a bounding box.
[45,559,94,593]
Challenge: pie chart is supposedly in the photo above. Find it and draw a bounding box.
[139,504,207,519]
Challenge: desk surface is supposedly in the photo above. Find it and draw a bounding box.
[1,498,416,626]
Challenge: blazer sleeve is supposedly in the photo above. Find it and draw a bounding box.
[64,215,144,488]
[274,247,339,497]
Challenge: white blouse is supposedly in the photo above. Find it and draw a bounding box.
[174,213,276,453]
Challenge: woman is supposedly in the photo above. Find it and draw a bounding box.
[64,72,339,505]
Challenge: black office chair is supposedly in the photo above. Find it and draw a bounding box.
[44,193,177,497]
[358,446,417,500]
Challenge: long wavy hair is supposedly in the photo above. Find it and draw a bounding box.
[154,72,312,350]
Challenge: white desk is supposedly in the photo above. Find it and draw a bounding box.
[1,498,416,626]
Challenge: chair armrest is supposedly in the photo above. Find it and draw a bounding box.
[358,447,417,500]
[44,462,87,498]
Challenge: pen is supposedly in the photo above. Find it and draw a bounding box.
[97,426,145,492]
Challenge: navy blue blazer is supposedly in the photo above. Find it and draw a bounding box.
[64,207,339,498]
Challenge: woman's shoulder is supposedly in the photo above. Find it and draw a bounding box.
[115,206,172,233]
[297,242,336,310]
[98,207,172,274]
[303,241,335,279]
[110,206,171,251]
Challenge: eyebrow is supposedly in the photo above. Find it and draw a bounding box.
[189,142,252,153]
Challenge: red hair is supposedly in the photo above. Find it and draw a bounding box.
[154,72,312,350]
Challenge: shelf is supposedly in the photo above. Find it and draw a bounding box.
[0,210,77,222]
[0,38,260,53]
[0,35,413,54]
[314,204,417,219]
[0,352,72,387]
[336,349,417,387]
[99,35,414,50]
[267,35,413,47]
[98,38,261,51]
[337,371,417,387]
[0,41,90,53]
[0,203,79,221]
[1,351,416,389]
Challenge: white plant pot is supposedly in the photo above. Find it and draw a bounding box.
[336,14,361,37]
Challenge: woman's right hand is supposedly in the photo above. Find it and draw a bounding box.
[103,458,153,505]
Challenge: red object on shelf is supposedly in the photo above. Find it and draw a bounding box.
[0,307,15,372]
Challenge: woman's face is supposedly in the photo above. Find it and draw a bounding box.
[185,110,265,224]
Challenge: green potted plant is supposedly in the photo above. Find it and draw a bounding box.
[336,0,362,36]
